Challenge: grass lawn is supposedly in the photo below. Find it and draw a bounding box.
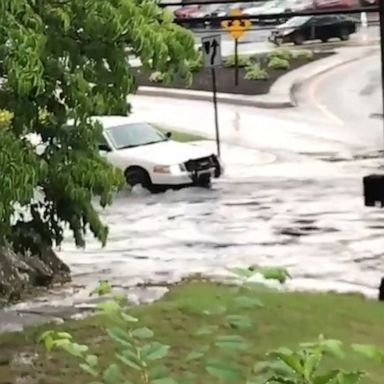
[1,281,384,384]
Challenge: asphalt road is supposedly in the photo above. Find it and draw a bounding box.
[294,49,382,148]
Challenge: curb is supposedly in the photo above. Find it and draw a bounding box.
[137,46,379,109]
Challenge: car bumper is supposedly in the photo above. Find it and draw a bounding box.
[152,167,217,186]
[268,34,289,44]
[154,157,224,186]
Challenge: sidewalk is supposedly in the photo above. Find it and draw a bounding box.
[137,46,379,109]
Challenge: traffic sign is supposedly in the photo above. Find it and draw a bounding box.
[201,35,222,68]
[221,8,252,40]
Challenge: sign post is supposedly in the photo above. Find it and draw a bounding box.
[221,9,252,87]
[201,35,222,158]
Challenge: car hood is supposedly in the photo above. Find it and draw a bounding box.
[116,140,214,165]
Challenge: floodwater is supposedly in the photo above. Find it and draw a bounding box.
[57,142,384,300]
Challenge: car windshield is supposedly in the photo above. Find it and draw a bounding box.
[281,15,311,27]
[105,123,167,150]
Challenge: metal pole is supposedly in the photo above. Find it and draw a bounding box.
[234,38,239,87]
[379,0,384,128]
[211,67,220,158]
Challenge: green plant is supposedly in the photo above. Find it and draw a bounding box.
[267,48,292,61]
[224,54,251,68]
[39,269,378,384]
[268,56,290,70]
[291,49,314,60]
[244,64,269,81]
[0,0,197,253]
[261,337,365,384]
[188,53,203,73]
[149,71,165,83]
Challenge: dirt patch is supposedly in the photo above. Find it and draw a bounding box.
[134,52,332,96]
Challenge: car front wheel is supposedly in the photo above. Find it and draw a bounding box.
[293,33,304,45]
[125,167,153,191]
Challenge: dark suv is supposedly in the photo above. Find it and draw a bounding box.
[269,15,357,45]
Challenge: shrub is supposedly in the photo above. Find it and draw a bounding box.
[38,267,374,384]
[148,71,164,83]
[291,49,314,60]
[267,48,292,61]
[268,56,290,70]
[188,53,203,72]
[244,64,269,81]
[224,54,251,68]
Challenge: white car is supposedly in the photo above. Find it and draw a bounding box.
[94,116,222,191]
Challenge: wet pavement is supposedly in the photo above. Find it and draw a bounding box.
[1,46,384,332]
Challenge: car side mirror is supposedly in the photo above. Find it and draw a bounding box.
[98,143,111,152]
[165,132,172,139]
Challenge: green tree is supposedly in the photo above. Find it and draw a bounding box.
[0,0,196,255]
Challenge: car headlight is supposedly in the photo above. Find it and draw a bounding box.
[282,28,294,35]
[153,164,186,174]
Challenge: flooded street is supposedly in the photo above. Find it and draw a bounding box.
[2,48,384,331]
[58,145,384,299]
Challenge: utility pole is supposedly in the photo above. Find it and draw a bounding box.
[362,2,384,207]
[379,0,384,126]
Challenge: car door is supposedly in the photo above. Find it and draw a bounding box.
[312,15,336,41]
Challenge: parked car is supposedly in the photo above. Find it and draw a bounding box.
[358,0,377,5]
[95,116,222,191]
[268,14,357,45]
[244,0,311,25]
[314,0,353,9]
[174,4,200,19]
[188,4,232,28]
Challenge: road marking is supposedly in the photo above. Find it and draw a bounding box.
[307,59,365,127]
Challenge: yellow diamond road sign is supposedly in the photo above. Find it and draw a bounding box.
[221,8,252,39]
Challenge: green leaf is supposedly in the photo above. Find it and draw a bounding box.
[234,295,264,309]
[132,327,154,339]
[205,358,243,381]
[202,306,227,316]
[85,354,98,367]
[141,342,170,361]
[352,344,384,362]
[268,349,303,375]
[214,335,248,351]
[97,300,121,314]
[251,266,291,283]
[91,280,112,297]
[148,365,171,381]
[185,346,209,362]
[194,325,219,336]
[303,351,322,380]
[63,343,89,358]
[322,339,345,359]
[266,376,296,384]
[313,370,341,384]
[336,371,365,384]
[151,379,178,384]
[121,312,139,323]
[56,332,73,340]
[106,326,134,347]
[79,363,98,377]
[103,364,122,384]
[116,352,143,370]
[225,314,253,330]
